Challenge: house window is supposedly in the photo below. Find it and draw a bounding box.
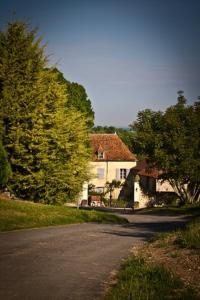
[116,168,130,180]
[97,168,105,179]
[120,169,127,179]
[97,151,104,159]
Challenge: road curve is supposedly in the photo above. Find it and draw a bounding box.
[0,212,190,300]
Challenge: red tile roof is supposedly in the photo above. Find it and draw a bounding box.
[90,133,136,161]
[134,160,160,178]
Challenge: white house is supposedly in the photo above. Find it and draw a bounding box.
[78,135,175,208]
[89,133,137,200]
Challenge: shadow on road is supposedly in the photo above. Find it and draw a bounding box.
[102,216,192,241]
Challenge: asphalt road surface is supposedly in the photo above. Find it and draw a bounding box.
[0,211,191,300]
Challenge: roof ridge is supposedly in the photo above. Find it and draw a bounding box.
[90,133,136,161]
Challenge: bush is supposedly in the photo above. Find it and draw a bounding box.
[104,198,128,208]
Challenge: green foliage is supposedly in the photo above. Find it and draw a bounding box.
[92,126,135,150]
[104,198,128,208]
[52,68,95,128]
[92,125,118,134]
[0,198,128,231]
[175,217,200,249]
[105,256,197,300]
[0,140,11,187]
[104,180,122,206]
[105,180,122,195]
[0,21,90,204]
[131,93,200,205]
[66,82,94,128]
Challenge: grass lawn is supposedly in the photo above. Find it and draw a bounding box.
[0,198,128,231]
[105,205,200,300]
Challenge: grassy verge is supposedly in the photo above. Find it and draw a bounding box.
[105,208,200,300]
[105,256,197,300]
[152,216,200,249]
[139,204,200,216]
[0,198,128,231]
[174,217,200,249]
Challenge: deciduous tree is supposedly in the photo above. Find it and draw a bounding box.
[105,180,122,206]
[131,93,200,205]
[52,68,94,128]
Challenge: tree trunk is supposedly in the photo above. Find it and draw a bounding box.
[168,179,200,205]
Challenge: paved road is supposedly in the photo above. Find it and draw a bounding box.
[0,212,191,300]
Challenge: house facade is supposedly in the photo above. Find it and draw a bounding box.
[89,133,137,200]
[78,135,175,208]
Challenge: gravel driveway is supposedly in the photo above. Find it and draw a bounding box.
[0,212,190,300]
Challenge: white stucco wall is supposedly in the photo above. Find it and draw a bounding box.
[89,161,136,198]
[134,178,175,209]
[133,181,152,208]
[156,180,174,192]
[77,182,89,205]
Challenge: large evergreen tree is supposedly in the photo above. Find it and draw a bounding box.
[0,140,11,188]
[0,21,90,203]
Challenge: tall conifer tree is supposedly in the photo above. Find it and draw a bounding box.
[0,21,90,203]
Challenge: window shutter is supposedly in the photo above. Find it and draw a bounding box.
[116,169,120,180]
[97,168,104,179]
[126,169,130,177]
[100,168,104,179]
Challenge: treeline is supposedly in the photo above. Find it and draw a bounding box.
[0,21,94,204]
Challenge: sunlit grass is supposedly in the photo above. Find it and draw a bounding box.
[0,198,128,231]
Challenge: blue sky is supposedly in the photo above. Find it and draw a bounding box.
[0,0,199,126]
